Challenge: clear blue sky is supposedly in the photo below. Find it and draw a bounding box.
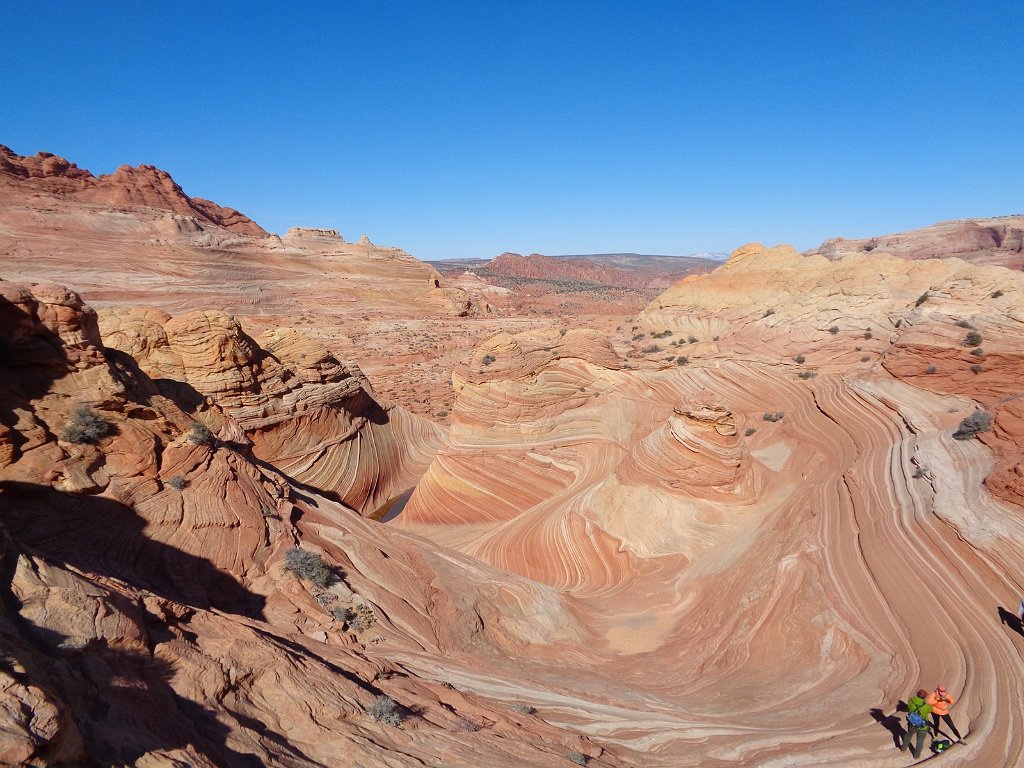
[2,2,1021,260]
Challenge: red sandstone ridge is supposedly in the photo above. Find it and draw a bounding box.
[807,215,1024,269]
[481,251,711,290]
[0,145,267,236]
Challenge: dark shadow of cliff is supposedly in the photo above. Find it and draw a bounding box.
[0,606,274,767]
[0,481,264,620]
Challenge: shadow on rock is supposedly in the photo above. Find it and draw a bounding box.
[0,481,265,620]
[869,707,905,749]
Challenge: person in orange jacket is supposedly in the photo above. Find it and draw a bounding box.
[926,685,965,743]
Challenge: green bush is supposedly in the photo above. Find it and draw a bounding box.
[952,410,991,440]
[60,406,114,444]
[283,547,333,587]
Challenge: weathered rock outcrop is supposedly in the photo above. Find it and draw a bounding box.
[0,145,267,236]
[808,214,1024,269]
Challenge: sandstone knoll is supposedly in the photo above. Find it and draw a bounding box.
[0,280,627,767]
[395,244,1024,765]
[0,144,267,236]
[808,214,1024,269]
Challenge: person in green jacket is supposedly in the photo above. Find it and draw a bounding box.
[900,689,934,758]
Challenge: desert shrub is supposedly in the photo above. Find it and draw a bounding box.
[651,329,673,338]
[953,410,991,439]
[188,421,214,445]
[912,467,928,479]
[863,330,873,340]
[567,752,588,765]
[971,364,983,374]
[915,292,929,307]
[744,427,757,436]
[482,354,495,365]
[964,331,982,346]
[970,347,984,356]
[675,355,688,366]
[366,695,403,727]
[60,406,113,444]
[894,318,902,328]
[713,335,720,341]
[763,309,774,317]
[991,290,1004,298]
[828,326,839,335]
[925,366,937,374]
[511,703,536,715]
[559,328,567,336]
[167,475,188,491]
[955,319,973,329]
[794,354,806,364]
[632,333,646,341]
[798,371,817,379]
[762,411,784,422]
[854,346,862,351]
[642,344,661,353]
[687,335,699,344]
[860,356,870,362]
[283,547,333,587]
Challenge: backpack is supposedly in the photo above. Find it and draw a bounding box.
[907,712,927,729]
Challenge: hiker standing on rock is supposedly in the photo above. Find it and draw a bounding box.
[926,685,965,744]
[901,689,933,759]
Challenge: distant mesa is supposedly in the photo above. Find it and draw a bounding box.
[0,144,267,237]
[285,226,346,241]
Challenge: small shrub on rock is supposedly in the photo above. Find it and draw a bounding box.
[632,333,646,341]
[567,752,589,766]
[60,406,113,444]
[915,292,929,307]
[642,344,661,353]
[828,326,839,334]
[991,290,1004,298]
[687,335,699,344]
[863,330,873,340]
[744,427,756,436]
[762,309,774,318]
[188,421,214,445]
[167,475,188,491]
[952,410,992,440]
[970,347,984,356]
[955,319,973,329]
[925,366,937,374]
[762,411,784,422]
[481,354,496,366]
[794,354,806,364]
[675,355,688,366]
[283,547,333,587]
[798,371,817,379]
[964,331,983,347]
[366,695,403,727]
[511,703,536,715]
[860,356,870,362]
[970,364,983,374]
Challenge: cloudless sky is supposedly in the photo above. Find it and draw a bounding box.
[2,1,1021,260]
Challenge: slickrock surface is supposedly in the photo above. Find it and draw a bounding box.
[0,280,632,767]
[809,214,1024,269]
[394,244,1024,765]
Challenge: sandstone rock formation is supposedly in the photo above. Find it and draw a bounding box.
[0,280,628,767]
[0,145,267,236]
[808,214,1024,269]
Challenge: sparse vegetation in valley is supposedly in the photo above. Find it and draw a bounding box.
[188,420,214,445]
[284,547,334,587]
[366,695,403,727]
[763,411,784,422]
[60,406,114,444]
[953,410,991,439]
